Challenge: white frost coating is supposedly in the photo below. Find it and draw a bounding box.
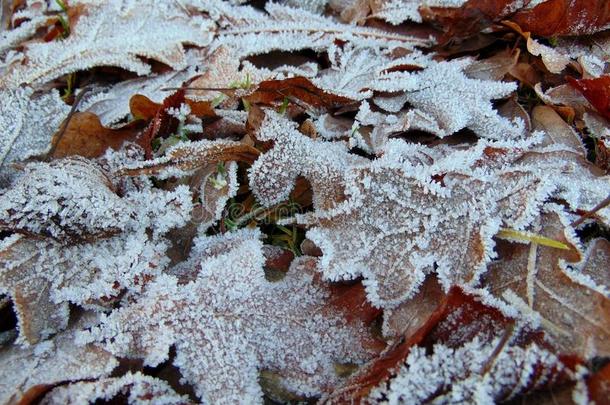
[373,59,525,139]
[210,1,430,58]
[1,0,214,88]
[0,156,193,344]
[249,111,609,307]
[41,372,189,405]
[369,336,564,404]
[79,230,376,403]
[0,321,118,405]
[370,0,467,24]
[0,87,69,186]
[0,157,132,240]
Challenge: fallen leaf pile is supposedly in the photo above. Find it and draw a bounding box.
[0,0,609,404]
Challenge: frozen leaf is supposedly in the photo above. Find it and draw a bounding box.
[119,139,259,179]
[484,206,610,357]
[373,59,525,140]
[0,0,214,87]
[0,157,131,241]
[250,112,609,307]
[80,229,379,403]
[0,87,69,186]
[368,337,568,404]
[211,1,430,58]
[325,286,577,403]
[0,157,193,343]
[40,372,188,405]
[0,318,117,404]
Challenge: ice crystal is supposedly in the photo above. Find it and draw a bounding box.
[369,336,564,404]
[79,229,377,403]
[41,372,188,405]
[1,0,214,87]
[0,87,69,186]
[0,318,117,404]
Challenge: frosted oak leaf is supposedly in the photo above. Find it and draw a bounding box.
[80,229,379,403]
[250,113,553,307]
[372,59,525,140]
[368,337,566,404]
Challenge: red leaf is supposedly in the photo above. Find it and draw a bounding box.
[324,287,580,403]
[511,0,610,37]
[568,75,610,121]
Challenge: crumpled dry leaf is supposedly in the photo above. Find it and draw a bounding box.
[79,229,380,403]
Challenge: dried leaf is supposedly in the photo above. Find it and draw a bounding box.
[51,112,141,159]
[485,206,610,357]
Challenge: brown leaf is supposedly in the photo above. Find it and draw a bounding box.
[484,208,610,357]
[532,105,585,154]
[50,112,140,159]
[324,286,572,403]
[245,77,356,111]
[511,0,610,37]
[117,140,259,177]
